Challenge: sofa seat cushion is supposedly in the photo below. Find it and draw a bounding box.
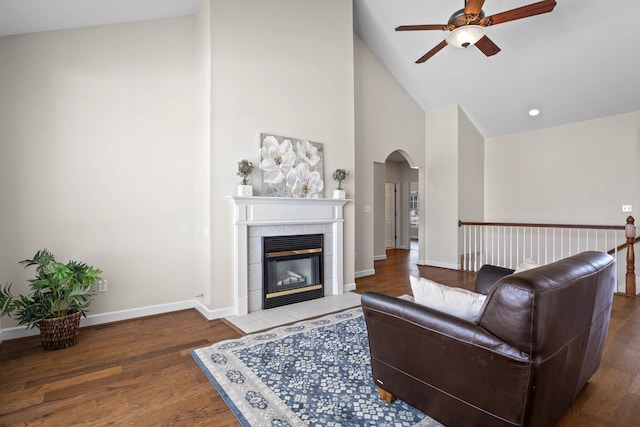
[410,275,487,321]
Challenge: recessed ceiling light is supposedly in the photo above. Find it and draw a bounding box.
[529,108,540,117]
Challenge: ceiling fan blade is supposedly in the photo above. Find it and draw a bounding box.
[416,40,448,63]
[464,0,486,16]
[481,0,557,26]
[475,35,501,57]
[396,24,446,31]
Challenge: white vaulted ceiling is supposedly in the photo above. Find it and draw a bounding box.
[1,0,639,137]
[355,0,640,137]
[0,0,200,37]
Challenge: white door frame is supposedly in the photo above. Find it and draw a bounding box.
[385,181,400,249]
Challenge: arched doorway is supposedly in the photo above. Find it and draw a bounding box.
[374,150,420,259]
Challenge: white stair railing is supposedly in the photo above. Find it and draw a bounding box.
[459,218,637,295]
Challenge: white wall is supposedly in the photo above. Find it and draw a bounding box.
[0,18,196,330]
[193,0,212,307]
[458,107,484,222]
[424,106,459,268]
[422,106,485,268]
[485,111,640,225]
[354,34,425,276]
[207,0,356,309]
[485,111,639,289]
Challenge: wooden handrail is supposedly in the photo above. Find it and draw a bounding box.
[459,220,624,231]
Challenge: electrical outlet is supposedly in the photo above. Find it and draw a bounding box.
[622,205,633,212]
[98,280,108,292]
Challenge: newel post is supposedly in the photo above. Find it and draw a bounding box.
[625,216,636,296]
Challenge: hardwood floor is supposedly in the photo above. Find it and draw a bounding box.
[1,248,638,426]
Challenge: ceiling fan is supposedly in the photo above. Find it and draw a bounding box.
[396,0,557,63]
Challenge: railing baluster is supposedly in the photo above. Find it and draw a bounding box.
[509,227,513,269]
[516,227,520,266]
[544,228,548,264]
[530,227,533,260]
[491,225,496,264]
[537,228,541,264]
[503,226,506,267]
[463,224,467,270]
[483,226,486,268]
[474,225,478,272]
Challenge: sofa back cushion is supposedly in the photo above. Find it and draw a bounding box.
[478,251,615,359]
[410,275,487,320]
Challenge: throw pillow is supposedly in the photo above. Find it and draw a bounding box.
[515,258,540,273]
[410,275,487,320]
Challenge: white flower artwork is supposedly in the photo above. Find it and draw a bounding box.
[260,134,324,198]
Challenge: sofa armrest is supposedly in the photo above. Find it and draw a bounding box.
[474,264,514,294]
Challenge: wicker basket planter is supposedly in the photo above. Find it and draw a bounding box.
[39,311,82,351]
[1,249,102,351]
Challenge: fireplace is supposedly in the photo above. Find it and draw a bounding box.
[262,234,324,309]
[230,196,349,316]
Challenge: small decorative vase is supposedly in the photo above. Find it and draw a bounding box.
[238,185,253,196]
[333,189,346,199]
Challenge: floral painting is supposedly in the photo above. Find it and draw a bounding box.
[259,134,324,198]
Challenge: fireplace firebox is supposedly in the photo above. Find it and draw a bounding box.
[262,234,324,309]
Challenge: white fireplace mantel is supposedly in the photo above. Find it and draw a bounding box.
[229,196,351,316]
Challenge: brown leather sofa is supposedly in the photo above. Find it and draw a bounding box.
[361,251,615,426]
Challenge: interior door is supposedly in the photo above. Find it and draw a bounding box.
[385,182,396,248]
[409,182,419,243]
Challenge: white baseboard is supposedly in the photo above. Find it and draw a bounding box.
[355,269,375,278]
[81,300,196,327]
[418,260,460,270]
[0,299,236,341]
[194,300,235,320]
[343,283,357,292]
[0,325,40,341]
[373,254,387,261]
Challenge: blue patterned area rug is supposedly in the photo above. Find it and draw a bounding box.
[191,307,442,426]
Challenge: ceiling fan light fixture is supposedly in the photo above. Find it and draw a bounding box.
[446,25,485,48]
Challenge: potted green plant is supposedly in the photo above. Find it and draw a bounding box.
[332,168,349,199]
[0,249,102,350]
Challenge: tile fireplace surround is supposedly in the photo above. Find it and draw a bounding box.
[229,196,351,316]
